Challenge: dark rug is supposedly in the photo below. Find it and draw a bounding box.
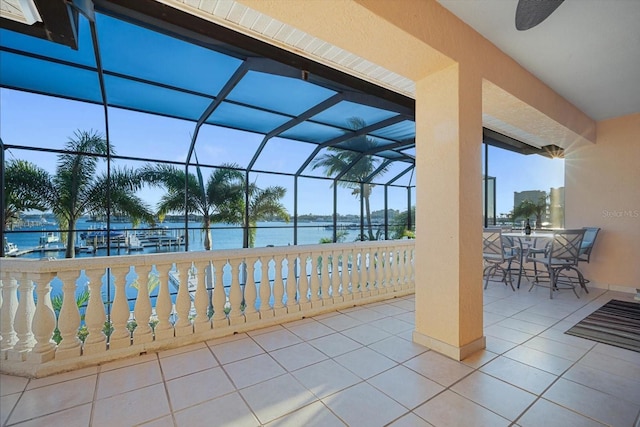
[565,299,640,352]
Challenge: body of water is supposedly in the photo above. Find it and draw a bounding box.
[5,217,365,259]
[5,217,371,314]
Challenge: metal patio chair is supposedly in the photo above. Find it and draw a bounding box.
[483,228,516,291]
[526,229,587,299]
[579,227,601,264]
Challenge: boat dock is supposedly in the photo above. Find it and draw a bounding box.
[4,235,185,258]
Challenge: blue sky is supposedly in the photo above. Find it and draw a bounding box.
[1,88,563,216]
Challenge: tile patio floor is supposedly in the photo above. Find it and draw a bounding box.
[1,282,639,426]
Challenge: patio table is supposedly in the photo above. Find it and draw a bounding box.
[502,231,554,288]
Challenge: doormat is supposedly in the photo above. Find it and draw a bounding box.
[565,299,640,352]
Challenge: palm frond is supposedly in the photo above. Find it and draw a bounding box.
[4,160,53,227]
[140,163,203,215]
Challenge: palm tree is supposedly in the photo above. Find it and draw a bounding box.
[311,117,389,240]
[243,183,290,248]
[390,206,416,239]
[140,162,244,250]
[513,196,548,229]
[50,130,154,258]
[3,159,53,230]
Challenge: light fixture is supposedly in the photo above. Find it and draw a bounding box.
[541,144,564,159]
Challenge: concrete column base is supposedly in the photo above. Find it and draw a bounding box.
[412,330,486,361]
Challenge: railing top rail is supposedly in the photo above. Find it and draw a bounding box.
[0,240,415,275]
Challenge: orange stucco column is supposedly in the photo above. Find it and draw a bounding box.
[413,64,485,360]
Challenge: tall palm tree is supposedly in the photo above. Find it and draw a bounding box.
[3,159,53,230]
[311,117,389,240]
[243,183,289,248]
[51,130,154,258]
[140,162,244,250]
[513,196,548,229]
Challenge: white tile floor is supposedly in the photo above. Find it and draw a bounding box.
[1,283,639,427]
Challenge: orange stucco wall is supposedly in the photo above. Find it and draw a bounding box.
[565,113,640,289]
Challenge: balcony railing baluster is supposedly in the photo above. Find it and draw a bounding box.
[0,241,414,377]
[29,272,56,363]
[55,271,82,358]
[212,260,228,328]
[286,253,299,313]
[244,258,259,323]
[228,257,244,326]
[174,262,193,336]
[1,277,18,357]
[82,269,107,355]
[153,264,175,340]
[132,267,153,345]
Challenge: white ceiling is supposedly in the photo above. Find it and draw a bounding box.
[437,0,640,121]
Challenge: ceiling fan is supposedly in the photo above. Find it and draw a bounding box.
[515,0,565,31]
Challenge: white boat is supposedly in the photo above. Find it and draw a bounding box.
[3,238,19,256]
[39,232,61,246]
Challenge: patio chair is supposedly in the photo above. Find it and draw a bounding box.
[521,236,551,283]
[579,227,601,264]
[526,229,587,299]
[501,232,525,289]
[483,228,517,291]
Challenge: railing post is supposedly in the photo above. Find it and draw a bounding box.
[8,274,36,361]
[228,257,245,326]
[398,246,407,289]
[364,249,373,296]
[297,253,311,310]
[258,256,273,319]
[339,250,350,301]
[109,267,133,350]
[212,260,228,328]
[83,269,107,355]
[409,247,416,288]
[0,276,19,358]
[174,262,193,336]
[132,268,153,345]
[309,252,322,307]
[383,246,392,292]
[286,253,299,313]
[392,248,401,291]
[331,250,342,303]
[29,272,57,363]
[403,247,412,290]
[243,257,260,323]
[319,251,331,304]
[272,255,286,316]
[354,250,365,299]
[193,261,212,333]
[371,248,381,294]
[153,264,175,341]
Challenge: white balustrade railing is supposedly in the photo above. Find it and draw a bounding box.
[0,240,414,377]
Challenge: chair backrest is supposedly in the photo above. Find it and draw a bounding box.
[580,227,601,262]
[548,229,586,267]
[483,228,505,260]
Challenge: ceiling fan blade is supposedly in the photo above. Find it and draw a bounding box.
[515,0,565,31]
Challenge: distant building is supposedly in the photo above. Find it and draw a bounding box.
[513,188,565,228]
[514,190,547,226]
[549,187,565,228]
[514,190,546,210]
[483,176,496,226]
